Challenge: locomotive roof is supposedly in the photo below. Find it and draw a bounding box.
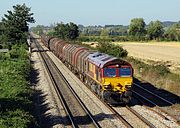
[88,52,119,68]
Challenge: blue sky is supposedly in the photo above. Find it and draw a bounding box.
[0,0,180,27]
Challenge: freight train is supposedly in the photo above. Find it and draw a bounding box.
[41,34,133,104]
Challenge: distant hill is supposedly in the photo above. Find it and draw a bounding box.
[161,21,177,27]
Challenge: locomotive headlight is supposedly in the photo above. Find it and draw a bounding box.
[103,82,111,89]
[125,81,132,86]
[104,85,111,90]
[116,64,119,67]
[104,82,110,86]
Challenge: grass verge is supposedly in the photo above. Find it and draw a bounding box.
[126,57,180,96]
[0,44,34,128]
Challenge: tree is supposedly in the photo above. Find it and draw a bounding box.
[165,23,180,41]
[0,22,4,36]
[128,18,146,36]
[2,4,35,44]
[100,29,109,36]
[68,22,79,40]
[97,42,128,58]
[0,22,8,47]
[31,25,44,35]
[54,22,79,40]
[54,23,68,39]
[147,20,164,40]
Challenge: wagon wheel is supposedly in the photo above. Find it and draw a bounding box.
[84,78,88,85]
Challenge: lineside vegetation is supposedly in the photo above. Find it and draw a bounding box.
[0,45,34,127]
[0,4,35,127]
[126,57,180,96]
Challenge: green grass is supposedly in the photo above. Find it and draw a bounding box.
[0,45,34,128]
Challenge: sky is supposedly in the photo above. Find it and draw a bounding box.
[0,0,180,27]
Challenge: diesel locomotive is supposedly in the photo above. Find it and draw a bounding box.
[41,34,133,104]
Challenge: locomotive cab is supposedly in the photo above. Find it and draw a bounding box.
[86,52,133,104]
[101,64,133,103]
[102,65,133,92]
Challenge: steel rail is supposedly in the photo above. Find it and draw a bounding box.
[134,83,173,105]
[34,38,77,127]
[126,106,156,128]
[34,38,100,128]
[132,90,180,125]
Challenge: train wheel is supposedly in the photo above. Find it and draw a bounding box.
[100,90,108,101]
[85,78,88,85]
[79,74,84,82]
[122,97,130,104]
[97,85,102,96]
[88,79,92,86]
[91,83,96,93]
[82,76,85,82]
[100,90,105,101]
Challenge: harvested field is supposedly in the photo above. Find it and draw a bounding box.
[113,42,180,74]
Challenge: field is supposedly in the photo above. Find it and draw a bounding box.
[113,42,180,74]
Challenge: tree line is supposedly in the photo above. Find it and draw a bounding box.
[80,19,180,41]
[53,22,79,40]
[128,18,180,41]
[32,18,180,42]
[40,22,79,41]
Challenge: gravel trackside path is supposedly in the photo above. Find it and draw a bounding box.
[131,105,180,128]
[31,44,70,128]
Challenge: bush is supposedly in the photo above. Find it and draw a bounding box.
[9,44,28,59]
[97,42,128,58]
[153,64,170,76]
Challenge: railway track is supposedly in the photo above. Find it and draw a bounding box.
[32,36,179,128]
[133,83,177,106]
[132,83,180,125]
[83,84,157,128]
[65,69,155,127]
[36,40,157,128]
[33,38,100,128]
[108,104,156,128]
[61,69,156,127]
[36,40,169,127]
